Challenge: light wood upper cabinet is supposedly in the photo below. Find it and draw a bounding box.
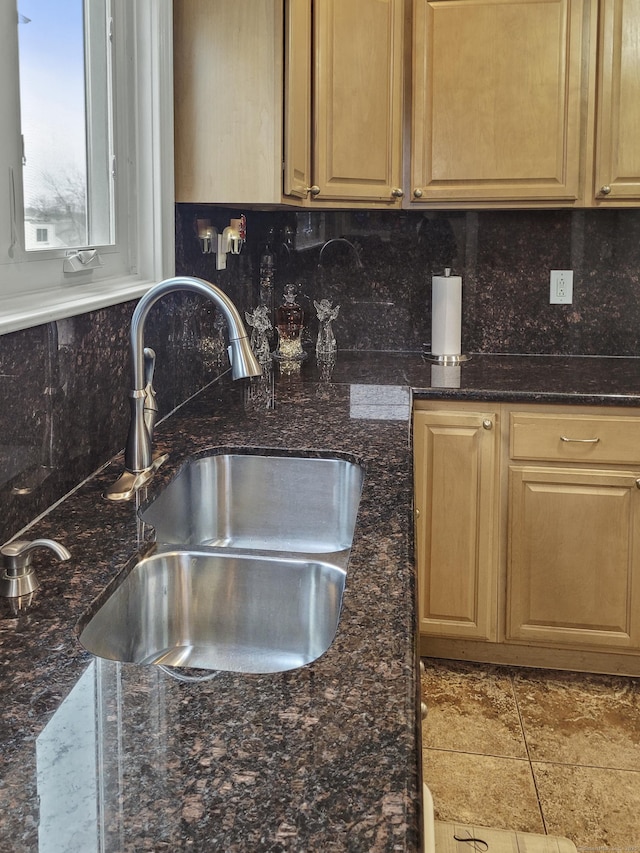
[173,0,640,208]
[284,0,405,205]
[410,0,587,205]
[413,408,500,641]
[175,0,403,207]
[592,0,640,204]
[283,0,312,200]
[173,0,284,205]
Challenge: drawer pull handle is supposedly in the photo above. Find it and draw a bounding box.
[560,435,600,444]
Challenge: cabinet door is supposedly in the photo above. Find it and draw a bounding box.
[593,0,640,203]
[173,0,283,204]
[411,0,586,204]
[284,0,312,200]
[312,0,404,203]
[507,466,640,649]
[414,410,500,641]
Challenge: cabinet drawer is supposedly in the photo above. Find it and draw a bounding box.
[510,412,640,465]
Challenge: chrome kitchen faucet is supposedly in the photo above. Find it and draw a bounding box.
[106,276,261,501]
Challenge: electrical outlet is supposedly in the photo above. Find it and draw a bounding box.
[550,270,573,304]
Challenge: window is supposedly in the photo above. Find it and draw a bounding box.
[0,0,175,335]
[19,1,108,253]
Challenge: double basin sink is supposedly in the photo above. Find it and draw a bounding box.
[79,450,364,674]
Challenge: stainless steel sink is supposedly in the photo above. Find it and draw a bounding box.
[80,451,364,674]
[79,549,346,673]
[139,451,364,553]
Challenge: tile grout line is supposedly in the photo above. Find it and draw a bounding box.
[510,669,550,836]
[423,745,536,762]
[529,757,640,774]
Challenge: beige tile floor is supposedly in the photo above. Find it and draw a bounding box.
[420,658,640,852]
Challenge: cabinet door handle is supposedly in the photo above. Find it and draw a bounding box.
[413,188,424,198]
[306,185,320,197]
[391,187,404,198]
[482,419,493,430]
[560,435,600,444]
[600,185,612,195]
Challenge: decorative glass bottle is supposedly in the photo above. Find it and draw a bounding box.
[259,231,276,325]
[274,284,306,361]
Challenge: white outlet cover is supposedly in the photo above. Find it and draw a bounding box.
[550,270,573,304]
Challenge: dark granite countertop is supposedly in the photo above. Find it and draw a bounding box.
[0,354,420,853]
[2,351,640,853]
[329,351,640,407]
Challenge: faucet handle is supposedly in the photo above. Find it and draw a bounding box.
[143,346,156,387]
[143,347,159,440]
[0,538,71,597]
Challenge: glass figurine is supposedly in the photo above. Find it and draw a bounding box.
[274,284,306,362]
[245,305,273,368]
[314,298,340,359]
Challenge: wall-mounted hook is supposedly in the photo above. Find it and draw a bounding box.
[196,219,217,254]
[198,216,246,269]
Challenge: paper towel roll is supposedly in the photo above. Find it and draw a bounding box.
[431,271,462,356]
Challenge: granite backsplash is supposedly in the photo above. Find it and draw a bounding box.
[1,205,639,542]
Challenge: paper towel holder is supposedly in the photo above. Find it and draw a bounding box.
[424,266,470,365]
[422,347,471,365]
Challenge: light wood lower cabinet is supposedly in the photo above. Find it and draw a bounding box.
[413,408,500,641]
[414,401,640,674]
[507,465,640,649]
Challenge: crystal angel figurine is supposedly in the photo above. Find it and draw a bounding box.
[314,298,340,359]
[245,305,273,367]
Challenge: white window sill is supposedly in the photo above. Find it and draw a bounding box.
[0,275,163,336]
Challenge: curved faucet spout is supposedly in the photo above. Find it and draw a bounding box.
[123,276,261,477]
[129,276,260,389]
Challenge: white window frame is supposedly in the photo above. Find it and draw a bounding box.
[0,0,175,336]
